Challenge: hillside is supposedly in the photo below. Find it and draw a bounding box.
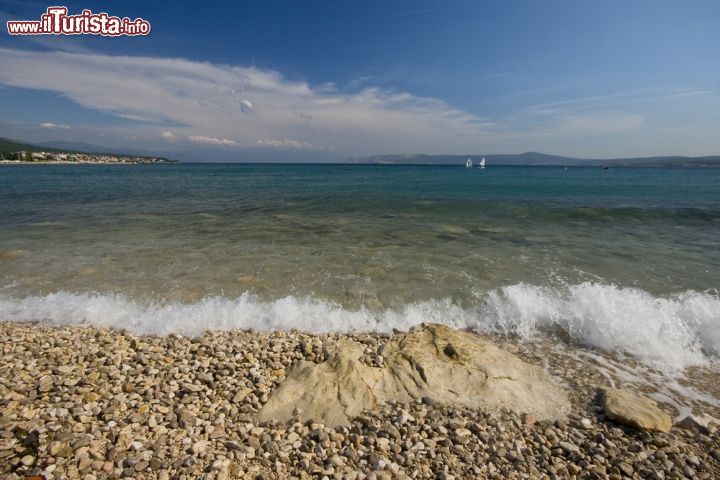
[0,137,65,154]
[0,137,175,163]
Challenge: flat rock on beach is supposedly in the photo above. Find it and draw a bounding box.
[602,387,673,433]
[258,323,570,426]
[1,321,719,479]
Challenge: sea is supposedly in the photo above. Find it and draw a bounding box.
[1,163,719,375]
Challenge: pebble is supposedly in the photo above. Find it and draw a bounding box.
[559,441,579,454]
[579,417,592,429]
[0,321,718,480]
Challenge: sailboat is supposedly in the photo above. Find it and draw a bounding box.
[479,157,486,169]
[465,158,473,168]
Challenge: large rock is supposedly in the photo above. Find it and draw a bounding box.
[258,324,570,426]
[256,339,382,427]
[602,387,672,432]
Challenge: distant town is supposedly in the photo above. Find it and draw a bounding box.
[0,150,173,164]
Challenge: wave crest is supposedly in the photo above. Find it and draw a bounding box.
[1,282,718,371]
[484,283,719,369]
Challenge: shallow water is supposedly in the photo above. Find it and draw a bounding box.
[1,164,718,371]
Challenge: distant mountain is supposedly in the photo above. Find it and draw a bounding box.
[38,140,165,158]
[37,140,110,153]
[0,137,64,153]
[346,152,720,167]
[346,152,576,166]
[588,155,720,167]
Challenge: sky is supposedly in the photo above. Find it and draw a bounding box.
[1,0,719,161]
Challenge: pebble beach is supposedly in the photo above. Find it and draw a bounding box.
[1,321,719,480]
[4,3,720,479]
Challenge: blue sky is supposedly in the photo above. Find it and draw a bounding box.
[1,0,719,160]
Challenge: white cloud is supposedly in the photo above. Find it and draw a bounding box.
[188,135,238,146]
[256,138,324,149]
[161,131,177,142]
[0,48,656,155]
[0,48,497,154]
[240,99,254,112]
[40,122,70,129]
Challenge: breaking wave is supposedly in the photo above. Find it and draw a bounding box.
[1,282,718,371]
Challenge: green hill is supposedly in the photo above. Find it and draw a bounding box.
[0,137,65,154]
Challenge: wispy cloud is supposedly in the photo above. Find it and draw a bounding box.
[160,131,177,142]
[525,88,718,114]
[0,47,499,154]
[256,138,327,149]
[40,122,70,129]
[188,135,238,146]
[665,89,718,99]
[0,47,663,155]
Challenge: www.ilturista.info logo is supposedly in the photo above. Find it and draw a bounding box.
[7,6,151,36]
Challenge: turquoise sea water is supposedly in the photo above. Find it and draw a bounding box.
[1,164,719,368]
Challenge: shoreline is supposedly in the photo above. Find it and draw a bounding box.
[0,161,174,165]
[1,321,718,479]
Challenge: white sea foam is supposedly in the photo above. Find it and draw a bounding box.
[1,282,718,371]
[483,283,720,370]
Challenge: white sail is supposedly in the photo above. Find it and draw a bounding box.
[479,157,486,168]
[465,158,472,168]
